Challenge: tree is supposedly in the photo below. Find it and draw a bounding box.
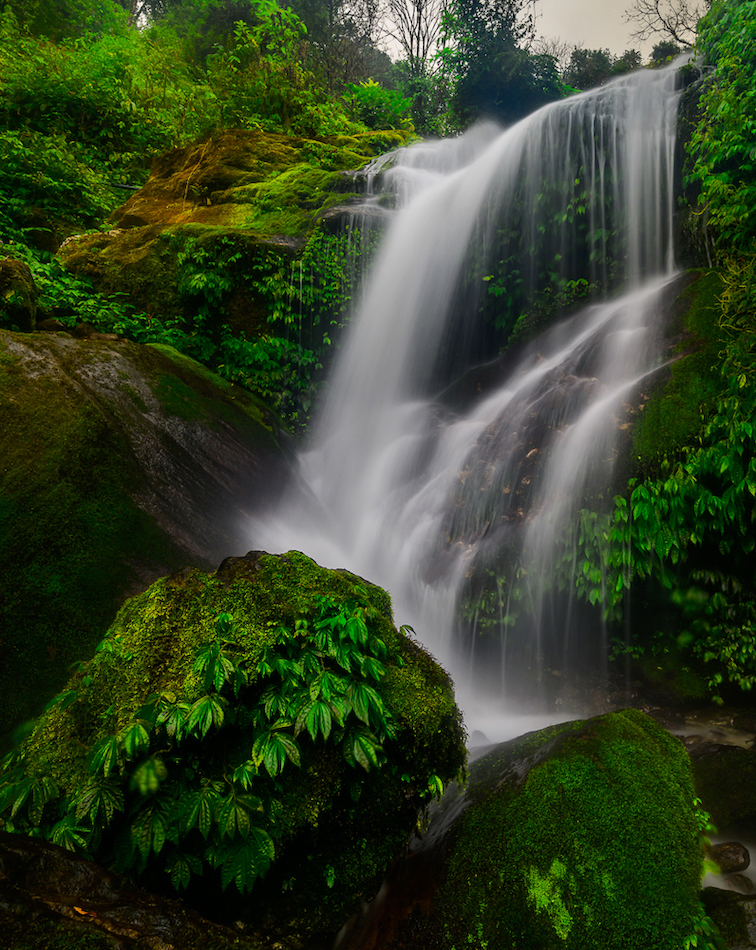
[439,0,563,129]
[624,0,712,47]
[649,39,681,65]
[563,47,614,89]
[562,47,641,90]
[533,35,573,75]
[386,0,445,78]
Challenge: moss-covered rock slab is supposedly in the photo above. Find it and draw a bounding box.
[58,128,407,325]
[0,551,466,949]
[339,709,702,950]
[0,329,289,744]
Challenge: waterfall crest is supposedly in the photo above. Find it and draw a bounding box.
[253,64,684,737]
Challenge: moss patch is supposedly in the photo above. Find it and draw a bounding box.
[430,709,700,950]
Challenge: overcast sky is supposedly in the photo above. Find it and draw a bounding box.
[535,0,652,60]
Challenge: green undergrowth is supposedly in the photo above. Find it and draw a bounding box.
[435,709,701,949]
[0,551,466,941]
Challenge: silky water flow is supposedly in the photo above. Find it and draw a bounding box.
[252,64,684,742]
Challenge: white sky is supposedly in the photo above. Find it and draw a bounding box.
[535,0,652,60]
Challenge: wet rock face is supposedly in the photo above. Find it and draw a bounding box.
[702,887,756,950]
[0,329,290,741]
[711,842,752,875]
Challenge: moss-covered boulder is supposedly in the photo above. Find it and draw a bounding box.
[0,551,466,949]
[59,128,406,330]
[340,709,702,950]
[0,329,289,745]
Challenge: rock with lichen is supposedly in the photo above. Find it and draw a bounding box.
[0,551,466,949]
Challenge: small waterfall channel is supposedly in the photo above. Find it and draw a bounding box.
[253,64,684,739]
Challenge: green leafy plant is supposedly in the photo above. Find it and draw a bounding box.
[0,589,440,895]
[684,0,756,256]
[344,80,414,132]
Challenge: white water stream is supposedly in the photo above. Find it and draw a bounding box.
[252,65,683,742]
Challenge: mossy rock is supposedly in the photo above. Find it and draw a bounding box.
[355,709,701,950]
[59,128,407,328]
[0,329,288,747]
[701,887,756,950]
[0,551,466,948]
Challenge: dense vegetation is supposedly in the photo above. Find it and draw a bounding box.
[0,0,662,430]
[564,0,756,702]
[0,552,466,941]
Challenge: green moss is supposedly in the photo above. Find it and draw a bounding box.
[4,552,466,945]
[146,344,278,436]
[0,331,283,748]
[227,163,359,238]
[435,709,700,950]
[633,270,725,468]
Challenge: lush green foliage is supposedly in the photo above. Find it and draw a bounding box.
[685,0,756,254]
[1,596,396,891]
[562,48,642,90]
[344,79,414,131]
[557,258,756,696]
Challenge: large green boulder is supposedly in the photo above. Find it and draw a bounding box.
[0,329,288,746]
[343,709,703,950]
[0,551,466,948]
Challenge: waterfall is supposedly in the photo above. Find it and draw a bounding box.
[252,64,683,739]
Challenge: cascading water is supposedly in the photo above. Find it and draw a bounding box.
[252,64,684,740]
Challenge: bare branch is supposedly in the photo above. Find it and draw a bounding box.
[385,0,446,76]
[624,0,711,47]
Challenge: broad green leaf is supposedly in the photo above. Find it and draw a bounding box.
[119,721,151,760]
[232,760,258,790]
[50,813,89,852]
[157,700,191,741]
[216,793,251,838]
[131,802,167,858]
[74,776,123,825]
[130,755,168,796]
[28,776,59,825]
[166,850,203,890]
[186,694,227,738]
[89,736,119,777]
